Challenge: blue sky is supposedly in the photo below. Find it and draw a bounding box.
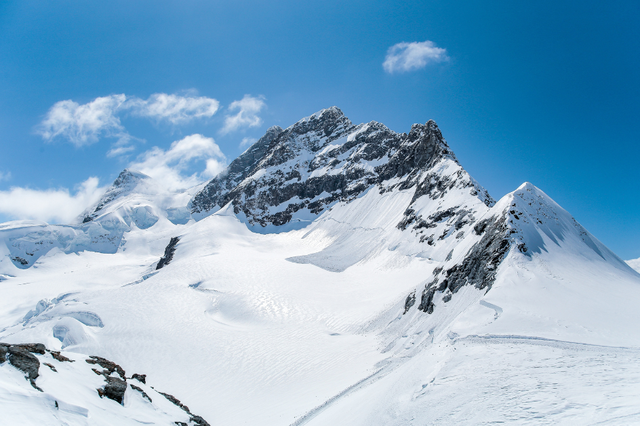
[0,1,638,259]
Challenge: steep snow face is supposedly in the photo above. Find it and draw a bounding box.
[190,107,493,234]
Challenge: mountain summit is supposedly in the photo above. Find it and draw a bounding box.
[190,107,491,233]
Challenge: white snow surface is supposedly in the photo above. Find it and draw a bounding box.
[1,147,640,423]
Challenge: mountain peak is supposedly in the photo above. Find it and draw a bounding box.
[112,169,151,188]
[80,169,155,224]
[287,106,352,139]
[190,108,491,231]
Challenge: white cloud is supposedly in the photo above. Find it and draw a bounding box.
[126,93,220,124]
[0,177,107,224]
[383,40,449,74]
[240,137,257,148]
[0,171,11,182]
[37,92,220,149]
[37,95,128,147]
[128,134,226,191]
[221,95,266,134]
[106,145,136,158]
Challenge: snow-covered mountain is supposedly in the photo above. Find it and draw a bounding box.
[0,168,195,270]
[1,107,639,425]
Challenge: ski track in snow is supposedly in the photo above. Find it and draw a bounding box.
[458,334,640,353]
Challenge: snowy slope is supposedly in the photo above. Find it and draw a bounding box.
[1,107,639,425]
[300,184,640,426]
[0,343,208,425]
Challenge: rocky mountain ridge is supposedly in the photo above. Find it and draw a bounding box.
[190,107,493,233]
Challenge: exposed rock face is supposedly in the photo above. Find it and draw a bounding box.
[87,355,128,404]
[190,107,493,231]
[1,343,43,390]
[50,350,73,363]
[7,346,40,383]
[86,355,126,379]
[160,392,211,426]
[100,376,127,404]
[15,343,46,354]
[417,213,511,314]
[132,373,146,384]
[190,125,284,215]
[156,237,180,270]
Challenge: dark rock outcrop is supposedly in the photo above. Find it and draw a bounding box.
[97,376,127,404]
[157,237,180,270]
[0,343,7,363]
[16,343,46,354]
[404,292,416,314]
[415,213,512,315]
[190,125,283,215]
[86,356,126,379]
[7,345,41,389]
[0,342,52,390]
[160,392,211,426]
[87,355,128,404]
[50,350,73,363]
[132,373,146,384]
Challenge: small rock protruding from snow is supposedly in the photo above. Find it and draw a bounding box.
[156,236,180,270]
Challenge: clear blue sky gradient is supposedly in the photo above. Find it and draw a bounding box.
[0,1,638,258]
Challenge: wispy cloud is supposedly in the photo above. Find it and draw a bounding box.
[106,145,136,158]
[126,93,219,124]
[0,177,107,224]
[37,92,221,149]
[383,41,449,74]
[221,95,266,134]
[128,134,226,191]
[239,137,257,148]
[0,171,11,182]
